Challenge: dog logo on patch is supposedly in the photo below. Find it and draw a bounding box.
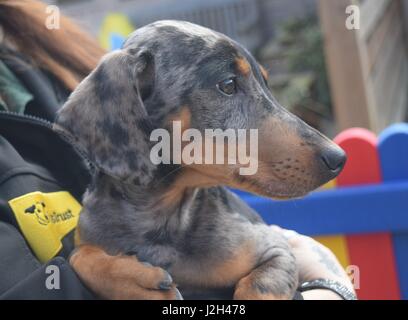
[9,191,81,262]
[25,202,50,225]
[24,201,75,226]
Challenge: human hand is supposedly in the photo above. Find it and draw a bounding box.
[271,226,355,299]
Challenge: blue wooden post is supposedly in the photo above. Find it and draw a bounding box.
[378,123,408,300]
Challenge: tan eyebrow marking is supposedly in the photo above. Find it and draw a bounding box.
[259,64,269,80]
[235,57,251,76]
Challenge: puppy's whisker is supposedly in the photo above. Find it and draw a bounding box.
[152,164,188,188]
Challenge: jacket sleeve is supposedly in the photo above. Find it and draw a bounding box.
[0,221,95,300]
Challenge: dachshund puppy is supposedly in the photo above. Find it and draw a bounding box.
[54,20,346,300]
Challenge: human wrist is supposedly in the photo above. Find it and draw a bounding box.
[304,270,355,292]
[301,289,344,300]
[299,279,357,300]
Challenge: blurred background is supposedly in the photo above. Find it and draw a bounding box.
[45,0,408,138]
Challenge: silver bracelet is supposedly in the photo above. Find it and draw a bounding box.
[299,279,357,300]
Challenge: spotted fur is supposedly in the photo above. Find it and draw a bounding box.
[55,20,345,300]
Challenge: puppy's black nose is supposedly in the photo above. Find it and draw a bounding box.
[321,148,347,173]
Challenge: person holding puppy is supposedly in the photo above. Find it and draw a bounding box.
[0,0,354,300]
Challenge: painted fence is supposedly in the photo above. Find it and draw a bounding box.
[235,123,408,300]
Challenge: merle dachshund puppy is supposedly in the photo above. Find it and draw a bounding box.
[54,21,346,300]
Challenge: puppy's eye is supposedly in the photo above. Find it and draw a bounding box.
[217,78,236,96]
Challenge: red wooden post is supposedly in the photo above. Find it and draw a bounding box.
[334,128,400,300]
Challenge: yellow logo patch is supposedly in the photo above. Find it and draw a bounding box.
[8,191,81,263]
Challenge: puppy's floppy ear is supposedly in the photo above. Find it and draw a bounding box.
[54,48,156,186]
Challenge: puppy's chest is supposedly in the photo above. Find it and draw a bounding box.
[134,245,255,292]
[109,191,258,287]
[134,226,257,289]
[133,228,220,269]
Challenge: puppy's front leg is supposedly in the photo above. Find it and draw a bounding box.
[234,226,298,300]
[70,245,182,300]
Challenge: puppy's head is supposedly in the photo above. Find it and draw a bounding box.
[55,20,345,199]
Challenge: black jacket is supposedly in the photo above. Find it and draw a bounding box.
[0,49,95,299]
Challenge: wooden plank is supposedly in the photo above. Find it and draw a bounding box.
[334,127,401,299]
[334,128,381,186]
[371,27,406,130]
[364,0,408,131]
[370,15,404,85]
[359,0,392,41]
[346,233,401,300]
[373,123,408,299]
[404,0,408,39]
[318,0,408,132]
[315,176,351,274]
[392,235,408,300]
[365,0,399,73]
[386,58,408,126]
[254,181,408,235]
[318,0,372,131]
[378,123,408,206]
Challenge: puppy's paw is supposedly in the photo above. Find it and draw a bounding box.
[70,245,183,300]
[109,258,183,300]
[234,272,297,300]
[233,275,292,300]
[233,275,294,300]
[232,228,299,300]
